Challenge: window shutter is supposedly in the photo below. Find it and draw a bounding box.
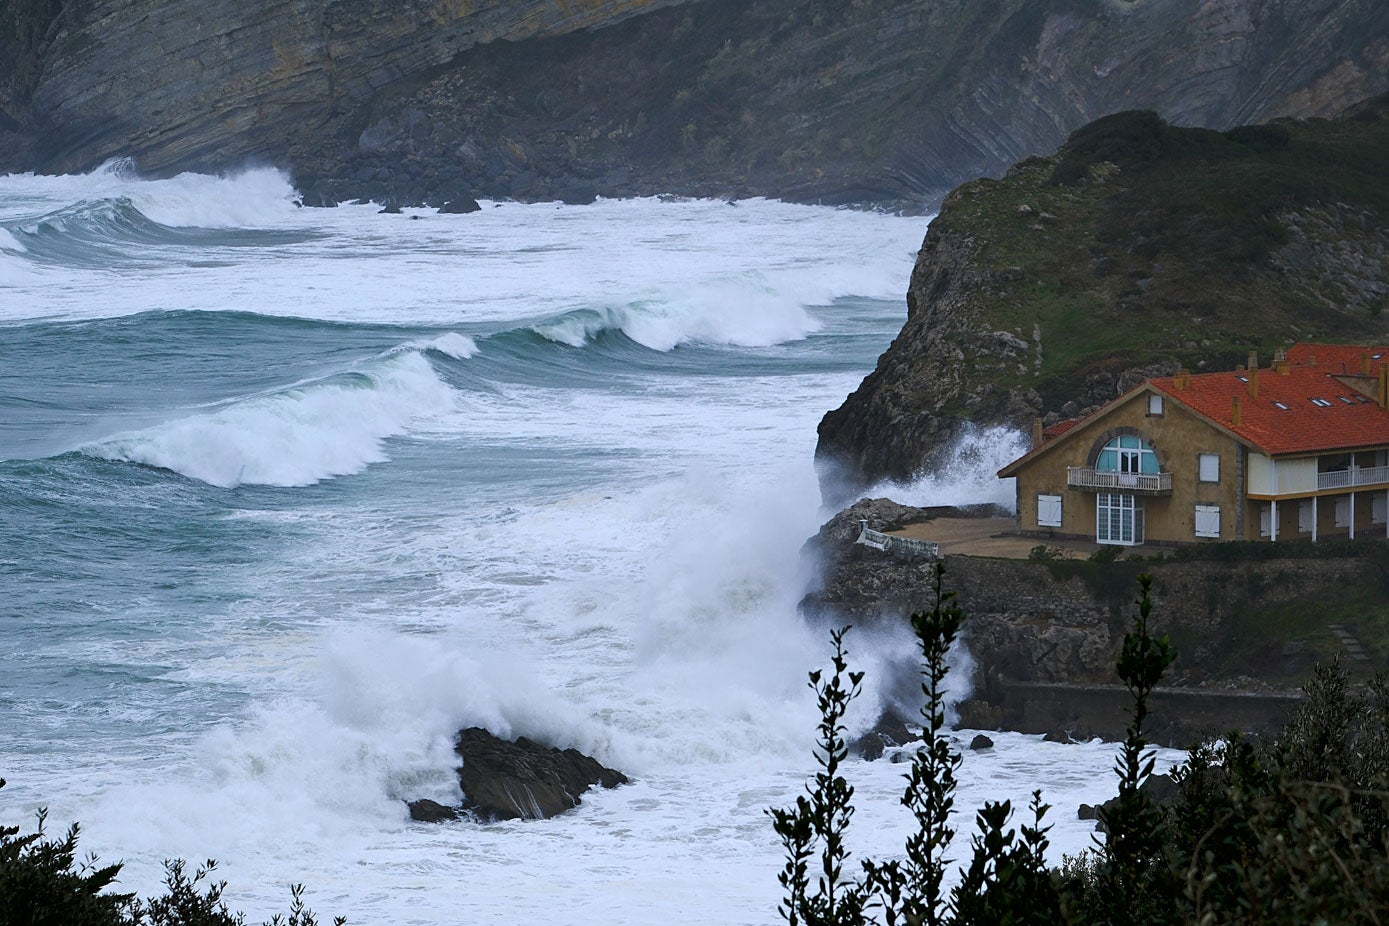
[1194,505,1220,538]
[1037,494,1062,528]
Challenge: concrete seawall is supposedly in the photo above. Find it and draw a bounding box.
[989,679,1304,747]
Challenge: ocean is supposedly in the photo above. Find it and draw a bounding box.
[0,163,1169,924]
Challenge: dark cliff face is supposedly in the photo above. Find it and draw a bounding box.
[816,100,1389,501]
[2,0,1388,207]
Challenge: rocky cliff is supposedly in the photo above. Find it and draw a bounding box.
[817,98,1389,498]
[801,500,1389,696]
[3,0,1389,207]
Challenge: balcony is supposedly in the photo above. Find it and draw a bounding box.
[1317,464,1389,491]
[1067,467,1172,494]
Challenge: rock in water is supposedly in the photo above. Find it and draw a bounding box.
[407,798,460,822]
[440,197,482,214]
[455,727,628,821]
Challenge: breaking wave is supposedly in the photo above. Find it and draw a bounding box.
[81,352,455,487]
[529,278,823,351]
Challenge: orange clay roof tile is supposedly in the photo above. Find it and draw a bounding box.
[1042,419,1079,440]
[1151,345,1389,456]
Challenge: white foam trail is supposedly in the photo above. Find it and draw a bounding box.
[406,331,479,359]
[873,425,1029,510]
[82,352,455,487]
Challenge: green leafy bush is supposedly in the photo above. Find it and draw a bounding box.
[0,779,344,926]
[772,568,1389,925]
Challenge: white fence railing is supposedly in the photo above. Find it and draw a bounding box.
[1317,464,1389,491]
[1066,467,1172,493]
[857,522,940,559]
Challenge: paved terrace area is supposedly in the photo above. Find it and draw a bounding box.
[886,517,1106,559]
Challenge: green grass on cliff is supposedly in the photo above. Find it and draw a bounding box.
[933,101,1389,412]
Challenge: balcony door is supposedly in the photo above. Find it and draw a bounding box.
[1097,493,1143,545]
[1097,434,1158,489]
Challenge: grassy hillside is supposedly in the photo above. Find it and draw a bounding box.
[933,97,1389,414]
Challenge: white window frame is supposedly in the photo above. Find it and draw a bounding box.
[1147,394,1164,416]
[1097,493,1143,545]
[1037,494,1062,528]
[1198,453,1220,483]
[1194,505,1221,538]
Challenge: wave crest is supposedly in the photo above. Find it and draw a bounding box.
[531,277,823,351]
[82,352,455,487]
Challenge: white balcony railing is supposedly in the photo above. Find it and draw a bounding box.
[856,522,940,560]
[1317,464,1389,491]
[1066,467,1173,494]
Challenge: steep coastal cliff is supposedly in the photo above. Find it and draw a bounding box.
[4,0,1389,207]
[800,500,1389,739]
[817,98,1389,498]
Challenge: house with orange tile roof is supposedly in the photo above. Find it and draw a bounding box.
[997,345,1389,546]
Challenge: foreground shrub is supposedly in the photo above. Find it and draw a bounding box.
[0,780,343,926]
[772,566,1389,925]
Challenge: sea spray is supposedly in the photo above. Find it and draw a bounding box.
[0,172,1177,926]
[871,425,1030,510]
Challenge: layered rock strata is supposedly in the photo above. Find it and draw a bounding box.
[3,0,1388,208]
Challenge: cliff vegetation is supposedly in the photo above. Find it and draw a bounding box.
[817,96,1389,496]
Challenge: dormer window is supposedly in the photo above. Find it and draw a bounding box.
[1147,394,1164,416]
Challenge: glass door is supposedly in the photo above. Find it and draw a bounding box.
[1097,493,1142,545]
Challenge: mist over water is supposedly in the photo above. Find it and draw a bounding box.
[0,167,1171,924]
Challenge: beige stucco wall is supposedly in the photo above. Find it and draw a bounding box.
[1011,388,1245,545]
[1247,453,1317,496]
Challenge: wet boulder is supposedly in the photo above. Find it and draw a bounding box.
[451,727,628,821]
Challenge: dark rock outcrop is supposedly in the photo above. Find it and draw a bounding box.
[454,727,627,822]
[407,727,628,823]
[406,798,461,823]
[852,709,922,761]
[1090,773,1180,832]
[3,1,1387,209]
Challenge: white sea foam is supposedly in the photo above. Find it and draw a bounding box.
[0,186,1167,926]
[532,284,822,351]
[873,425,1029,510]
[81,352,455,487]
[127,166,300,228]
[0,226,26,252]
[408,331,480,359]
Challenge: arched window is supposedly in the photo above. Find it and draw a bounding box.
[1095,434,1159,476]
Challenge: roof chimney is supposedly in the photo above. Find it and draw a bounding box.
[1175,369,1190,390]
[1248,367,1260,399]
[1231,395,1243,426]
[1275,358,1290,375]
[1032,417,1044,447]
[1247,350,1259,371]
[1308,354,1318,367]
[1363,353,1373,375]
[1380,365,1389,409]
